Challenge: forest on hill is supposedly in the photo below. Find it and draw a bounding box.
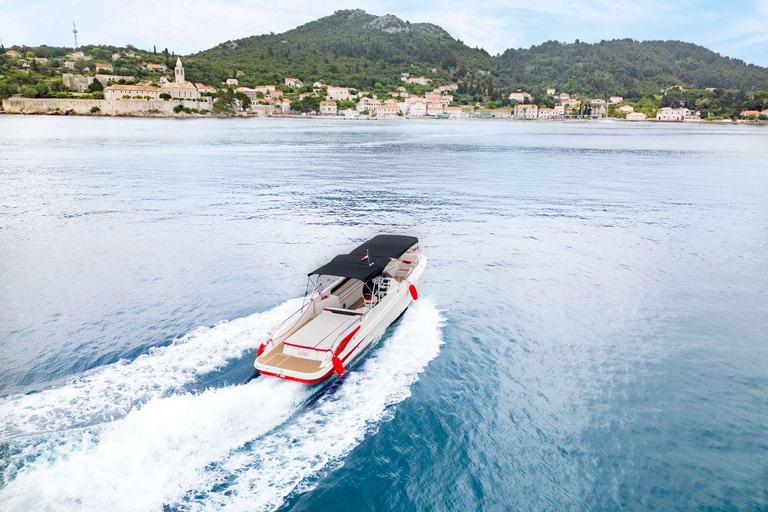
[185,9,768,98]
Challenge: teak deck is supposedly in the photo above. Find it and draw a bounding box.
[256,342,324,373]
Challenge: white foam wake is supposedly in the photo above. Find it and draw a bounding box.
[0,299,302,440]
[0,299,444,512]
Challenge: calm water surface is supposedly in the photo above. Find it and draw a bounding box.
[0,117,766,511]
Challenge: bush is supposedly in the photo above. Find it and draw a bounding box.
[190,108,199,114]
[90,106,101,113]
[92,91,105,99]
[173,104,184,113]
[160,93,171,101]
[20,86,37,98]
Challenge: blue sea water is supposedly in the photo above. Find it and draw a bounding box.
[0,116,766,511]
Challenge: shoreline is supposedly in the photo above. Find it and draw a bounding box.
[0,110,763,125]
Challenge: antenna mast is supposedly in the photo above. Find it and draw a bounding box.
[72,22,78,48]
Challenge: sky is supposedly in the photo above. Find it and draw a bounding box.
[2,0,768,66]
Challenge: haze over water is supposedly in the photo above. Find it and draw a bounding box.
[0,117,766,511]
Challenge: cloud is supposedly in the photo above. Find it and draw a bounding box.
[1,0,767,66]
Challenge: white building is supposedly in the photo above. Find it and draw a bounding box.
[590,98,606,105]
[514,104,539,119]
[626,112,647,121]
[538,108,560,119]
[357,97,381,113]
[375,105,401,118]
[610,96,623,104]
[327,86,354,101]
[162,58,201,99]
[559,93,570,101]
[319,101,337,115]
[509,91,532,102]
[404,76,430,85]
[619,105,634,113]
[656,107,691,121]
[443,106,468,118]
[104,84,162,100]
[254,85,276,94]
[95,63,113,73]
[285,77,303,88]
[408,100,427,116]
[546,88,556,95]
[225,78,239,86]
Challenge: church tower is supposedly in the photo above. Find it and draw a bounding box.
[175,57,185,83]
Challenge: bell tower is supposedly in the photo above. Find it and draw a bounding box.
[175,57,184,83]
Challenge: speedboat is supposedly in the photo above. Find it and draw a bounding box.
[254,235,426,384]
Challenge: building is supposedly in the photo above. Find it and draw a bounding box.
[559,93,570,101]
[404,76,430,85]
[225,78,239,86]
[313,81,324,89]
[427,104,444,116]
[195,83,217,94]
[509,91,532,102]
[408,100,426,116]
[562,98,580,109]
[443,106,468,118]
[112,53,120,61]
[474,109,511,118]
[741,110,761,117]
[590,99,606,105]
[514,104,539,119]
[95,63,113,73]
[626,112,647,121]
[285,77,303,88]
[762,110,768,116]
[5,50,21,58]
[160,58,201,100]
[104,84,162,100]
[546,88,556,95]
[327,86,354,101]
[538,108,561,119]
[63,61,76,69]
[32,57,49,64]
[320,101,337,115]
[656,107,692,121]
[62,74,92,92]
[254,85,276,94]
[70,51,85,60]
[376,105,401,118]
[357,97,381,112]
[553,105,565,115]
[280,98,291,114]
[619,105,634,113]
[146,63,167,71]
[610,96,623,104]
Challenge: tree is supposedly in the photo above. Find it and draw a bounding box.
[86,78,103,93]
[26,51,35,58]
[74,60,87,73]
[160,93,171,100]
[235,91,251,109]
[20,86,37,98]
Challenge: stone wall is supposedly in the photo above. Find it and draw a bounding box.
[2,97,213,116]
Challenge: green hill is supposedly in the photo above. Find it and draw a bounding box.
[182,9,768,98]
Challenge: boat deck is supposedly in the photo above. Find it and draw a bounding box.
[256,342,324,373]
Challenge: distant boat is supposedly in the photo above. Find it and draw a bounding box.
[254,235,426,384]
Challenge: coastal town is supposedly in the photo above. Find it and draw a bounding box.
[2,47,768,122]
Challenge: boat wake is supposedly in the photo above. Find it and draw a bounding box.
[0,298,444,512]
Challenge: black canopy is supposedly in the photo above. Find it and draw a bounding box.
[309,235,418,280]
[309,254,391,281]
[349,235,418,260]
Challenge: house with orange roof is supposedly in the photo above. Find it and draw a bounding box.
[514,104,539,119]
[95,63,113,72]
[320,100,337,115]
[619,105,634,113]
[146,63,167,71]
[741,110,761,117]
[5,50,21,58]
[195,83,217,94]
[375,104,401,118]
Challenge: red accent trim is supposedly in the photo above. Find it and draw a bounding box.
[258,334,368,384]
[334,326,360,356]
[258,368,334,384]
[332,356,344,375]
[402,260,412,264]
[257,343,266,356]
[409,284,418,300]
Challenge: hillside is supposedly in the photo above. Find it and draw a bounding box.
[182,9,768,98]
[184,9,494,89]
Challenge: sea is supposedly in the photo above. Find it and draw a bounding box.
[0,116,766,512]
